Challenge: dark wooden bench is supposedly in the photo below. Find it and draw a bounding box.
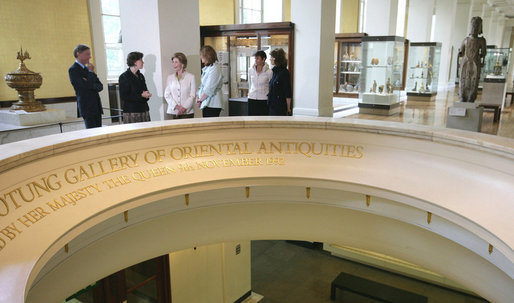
[330,272,428,302]
[482,104,501,122]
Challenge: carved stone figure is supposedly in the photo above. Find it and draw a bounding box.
[372,80,377,93]
[386,78,392,94]
[458,16,487,102]
[412,81,417,91]
[378,85,384,93]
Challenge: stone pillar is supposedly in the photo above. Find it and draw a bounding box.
[88,0,110,113]
[433,0,458,88]
[364,0,406,36]
[119,0,201,121]
[291,0,336,117]
[405,0,435,42]
[450,0,473,84]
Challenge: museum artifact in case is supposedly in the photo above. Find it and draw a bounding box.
[359,36,405,115]
[481,47,511,79]
[200,22,294,115]
[333,33,367,98]
[406,42,441,101]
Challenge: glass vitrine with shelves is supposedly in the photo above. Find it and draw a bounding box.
[406,42,441,101]
[482,47,511,79]
[333,33,367,98]
[359,36,405,115]
[201,22,294,116]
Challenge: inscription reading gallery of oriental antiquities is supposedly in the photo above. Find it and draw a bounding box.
[0,141,363,251]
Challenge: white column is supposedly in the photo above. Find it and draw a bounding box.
[291,0,336,117]
[119,0,201,121]
[405,0,434,42]
[364,0,402,36]
[450,0,472,83]
[433,0,458,89]
[88,0,110,112]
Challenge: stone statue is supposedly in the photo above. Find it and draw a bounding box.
[458,16,487,102]
[372,80,377,93]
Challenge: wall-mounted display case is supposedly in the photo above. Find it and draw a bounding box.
[333,33,367,98]
[359,36,405,115]
[201,22,294,115]
[406,42,441,101]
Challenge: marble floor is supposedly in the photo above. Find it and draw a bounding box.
[251,240,488,303]
[341,87,514,139]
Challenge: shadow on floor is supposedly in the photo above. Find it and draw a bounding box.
[251,240,488,303]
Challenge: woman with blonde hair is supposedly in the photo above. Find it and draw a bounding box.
[164,52,196,119]
[196,45,224,117]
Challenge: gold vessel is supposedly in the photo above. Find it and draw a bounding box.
[4,48,45,112]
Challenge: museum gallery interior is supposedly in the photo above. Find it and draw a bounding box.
[0,0,513,303]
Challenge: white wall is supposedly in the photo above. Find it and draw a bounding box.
[365,0,398,35]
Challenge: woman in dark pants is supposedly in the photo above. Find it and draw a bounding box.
[119,51,152,123]
[268,48,292,116]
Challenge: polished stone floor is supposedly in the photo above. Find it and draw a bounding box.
[343,87,514,139]
[251,240,488,303]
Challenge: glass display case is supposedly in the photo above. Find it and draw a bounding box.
[201,22,294,115]
[359,36,405,115]
[406,42,441,101]
[482,47,512,79]
[333,33,367,98]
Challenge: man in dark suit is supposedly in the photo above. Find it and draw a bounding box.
[68,44,104,128]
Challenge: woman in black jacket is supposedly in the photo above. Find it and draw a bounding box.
[268,48,292,116]
[119,51,152,123]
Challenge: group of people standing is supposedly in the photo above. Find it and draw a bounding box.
[69,44,292,129]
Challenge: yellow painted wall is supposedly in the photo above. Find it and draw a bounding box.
[199,0,235,25]
[283,0,291,21]
[340,0,359,33]
[0,0,93,102]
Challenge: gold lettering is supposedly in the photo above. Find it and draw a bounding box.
[64,168,79,184]
[356,146,364,158]
[257,142,269,154]
[0,223,22,240]
[47,199,66,211]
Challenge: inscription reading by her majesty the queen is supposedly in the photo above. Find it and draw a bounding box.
[0,140,364,252]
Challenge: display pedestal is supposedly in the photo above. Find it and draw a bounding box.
[446,102,483,132]
[358,102,401,115]
[359,93,400,115]
[407,92,437,101]
[0,109,66,126]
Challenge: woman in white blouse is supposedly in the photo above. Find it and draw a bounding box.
[164,52,196,119]
[248,50,273,116]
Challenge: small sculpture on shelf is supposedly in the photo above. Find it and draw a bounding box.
[421,71,424,79]
[370,58,379,65]
[386,78,392,94]
[419,82,425,93]
[371,80,377,93]
[387,56,393,65]
[458,16,487,102]
[412,81,418,92]
[378,85,384,93]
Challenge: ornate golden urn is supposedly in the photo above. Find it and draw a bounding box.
[4,48,45,112]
